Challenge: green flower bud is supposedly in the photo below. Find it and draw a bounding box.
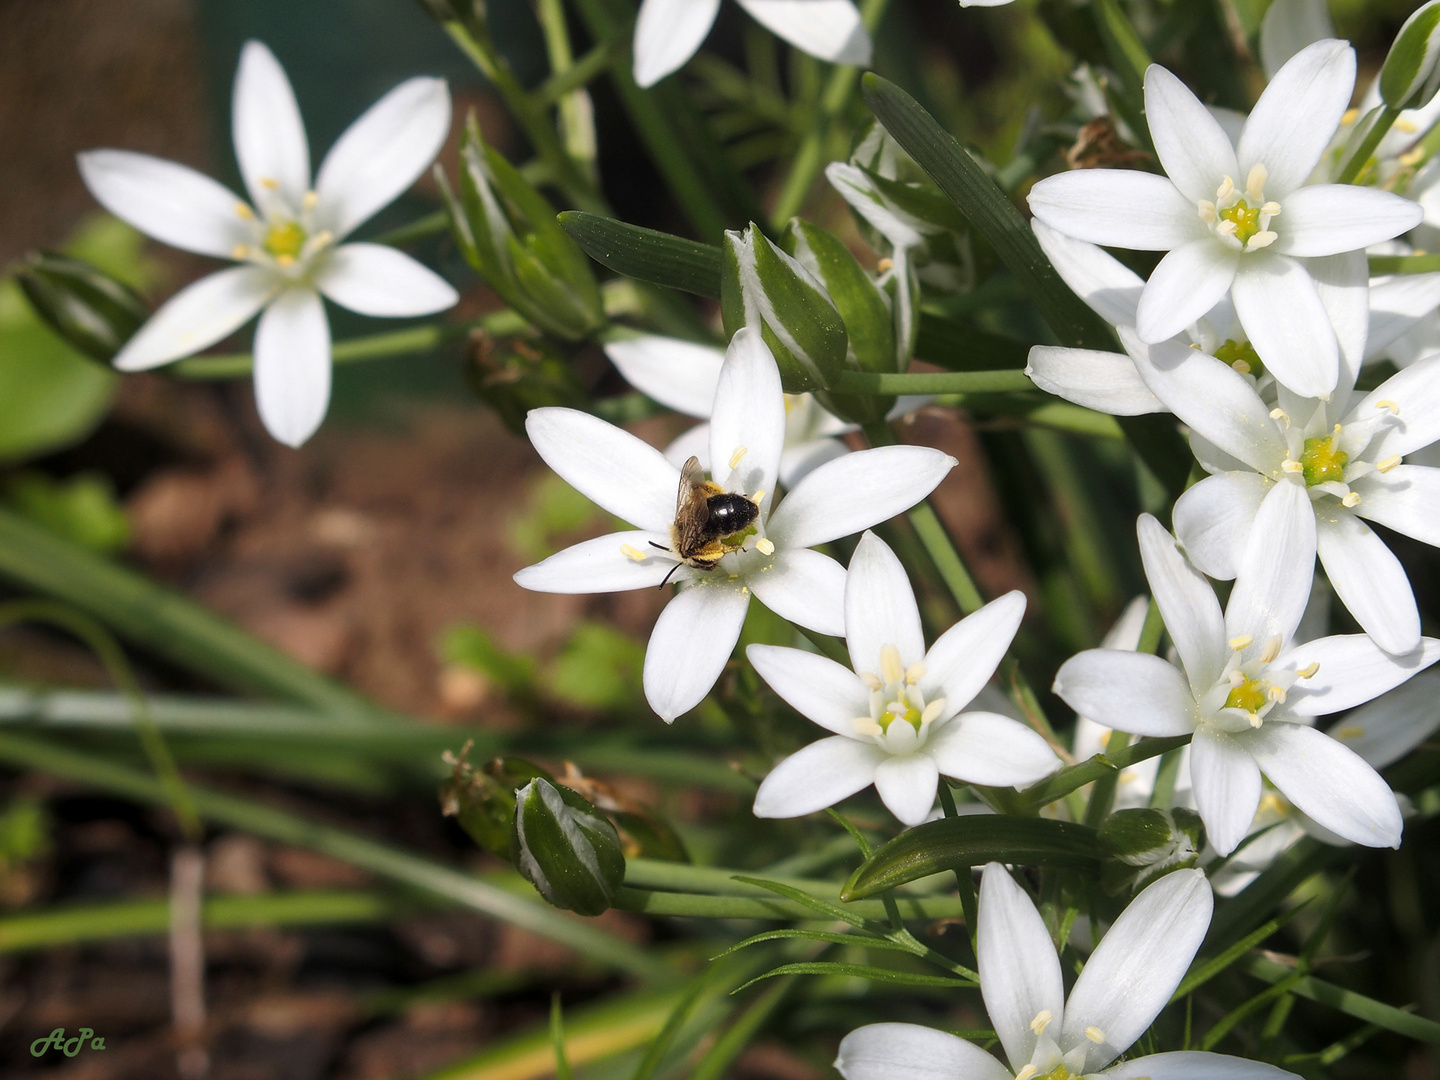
[721,224,847,393]
[512,778,625,916]
[439,119,603,340]
[15,252,149,363]
[1381,0,1440,111]
[439,743,518,857]
[1098,807,1205,896]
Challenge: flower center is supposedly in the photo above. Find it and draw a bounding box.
[1300,434,1348,487]
[264,220,307,261]
[1197,165,1279,252]
[879,698,923,733]
[1218,201,1261,244]
[1224,676,1269,714]
[1214,338,1262,376]
[852,644,946,752]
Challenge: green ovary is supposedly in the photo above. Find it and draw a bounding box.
[1301,435,1348,487]
[264,221,306,260]
[1214,338,1262,375]
[1219,201,1261,244]
[1040,1067,1073,1080]
[879,700,922,733]
[1225,677,1267,714]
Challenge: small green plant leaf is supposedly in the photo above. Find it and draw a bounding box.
[558,212,722,297]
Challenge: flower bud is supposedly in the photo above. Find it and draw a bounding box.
[15,252,148,363]
[439,119,603,340]
[512,778,625,916]
[721,224,847,393]
[439,742,519,857]
[1098,807,1204,895]
[1381,0,1440,111]
[463,332,588,436]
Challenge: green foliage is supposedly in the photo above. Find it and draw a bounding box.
[547,622,644,713]
[3,471,129,554]
[0,797,50,870]
[506,473,613,562]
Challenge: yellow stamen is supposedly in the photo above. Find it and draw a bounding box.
[1085,1026,1107,1044]
[1245,163,1268,202]
[1261,635,1282,664]
[860,672,882,691]
[260,177,280,190]
[755,537,775,556]
[1015,1067,1039,1080]
[905,661,927,685]
[1342,492,1361,508]
[1341,108,1359,125]
[1296,662,1320,679]
[1029,1010,1054,1036]
[1270,408,1290,425]
[1376,400,1400,415]
[879,644,905,686]
[620,544,647,562]
[728,446,748,470]
[1378,455,1402,473]
[302,190,319,210]
[231,244,250,259]
[1228,634,1253,651]
[234,201,254,219]
[876,257,894,273]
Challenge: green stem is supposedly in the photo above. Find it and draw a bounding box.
[1368,253,1440,274]
[769,0,895,227]
[442,21,610,215]
[0,730,675,983]
[1148,748,1184,808]
[936,782,978,956]
[613,887,965,921]
[1021,734,1191,810]
[535,40,621,106]
[835,369,1035,395]
[372,210,449,247]
[906,502,984,613]
[689,978,794,1080]
[1336,104,1403,184]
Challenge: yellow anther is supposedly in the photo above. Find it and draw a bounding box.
[274,253,295,267]
[231,244,250,259]
[1249,711,1263,728]
[1376,400,1400,415]
[302,190,319,210]
[1270,408,1290,424]
[1342,492,1361,508]
[728,446,749,470]
[1282,459,1304,473]
[755,537,775,556]
[1085,1026,1107,1044]
[1015,1067,1039,1080]
[860,672,883,691]
[1228,634,1253,651]
[1261,635,1282,664]
[1197,200,1217,223]
[1336,725,1365,740]
[1400,147,1426,166]
[234,201,254,219]
[1245,163,1268,202]
[619,544,648,562]
[1296,662,1320,679]
[1397,117,1419,133]
[905,661,927,684]
[1029,1010,1054,1036]
[1378,455,1402,473]
[879,644,905,686]
[1217,176,1236,201]
[1248,231,1277,249]
[1267,685,1287,703]
[750,490,766,507]
[920,698,947,725]
[260,177,280,190]
[852,717,884,737]
[876,257,894,273]
[1261,201,1281,216]
[1341,108,1359,125]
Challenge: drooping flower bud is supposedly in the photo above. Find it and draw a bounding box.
[1098,807,1205,895]
[512,778,625,916]
[1381,0,1440,111]
[15,252,149,363]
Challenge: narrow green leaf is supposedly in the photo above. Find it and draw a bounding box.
[1380,0,1440,109]
[1090,0,1153,148]
[550,996,577,1080]
[710,928,914,961]
[1205,840,1344,953]
[732,874,883,930]
[842,817,1102,900]
[1022,735,1191,810]
[733,961,975,994]
[787,219,896,374]
[1368,253,1440,274]
[1171,901,1311,1001]
[1242,955,1440,1045]
[559,211,722,297]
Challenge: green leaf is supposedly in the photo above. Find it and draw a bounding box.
[710,928,915,961]
[1172,901,1311,1001]
[1381,0,1440,110]
[786,219,895,375]
[1241,955,1440,1045]
[1090,0,1153,148]
[842,816,1102,900]
[558,211,722,297]
[730,875,882,931]
[733,961,975,994]
[3,471,129,553]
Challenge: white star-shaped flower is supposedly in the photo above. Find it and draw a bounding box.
[747,531,1060,826]
[632,0,870,89]
[78,41,458,447]
[1055,512,1436,855]
[1125,327,1440,656]
[1028,40,1422,399]
[514,329,956,722]
[837,863,1301,1080]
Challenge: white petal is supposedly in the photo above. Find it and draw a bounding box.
[1120,328,1286,473]
[525,408,681,532]
[232,41,310,212]
[748,547,847,636]
[1024,346,1164,415]
[1245,721,1404,847]
[1189,725,1263,856]
[1224,480,1316,648]
[835,1024,1013,1080]
[253,287,330,448]
[604,335,724,418]
[1315,509,1421,655]
[112,266,275,371]
[1273,186,1423,257]
[1282,633,1440,715]
[927,712,1061,787]
[845,531,925,678]
[978,862,1065,1074]
[1173,472,1271,580]
[777,438,851,488]
[1062,868,1212,1072]
[1238,39,1355,198]
[747,644,872,736]
[1027,171,1201,251]
[1327,670,1440,768]
[1138,514,1227,694]
[873,753,940,826]
[1308,249,1369,398]
[1231,256,1338,399]
[1366,274,1440,362]
[313,77,451,239]
[1352,465,1440,547]
[753,736,885,818]
[513,530,679,593]
[1103,1050,1305,1079]
[1052,650,1197,737]
[1032,220,1144,327]
[78,150,252,259]
[663,423,711,472]
[710,327,786,513]
[632,0,722,86]
[643,580,750,721]
[313,244,457,316]
[1145,65,1238,203]
[1259,0,1335,82]
[920,591,1027,714]
[734,0,872,65]
[766,445,955,549]
[1350,353,1440,460]
[1136,241,1239,344]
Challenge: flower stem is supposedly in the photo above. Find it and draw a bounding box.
[372,210,449,246]
[1336,104,1403,184]
[835,369,1035,395]
[1021,734,1191,810]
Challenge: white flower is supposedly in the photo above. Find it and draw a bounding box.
[632,0,870,89]
[78,41,457,447]
[747,531,1060,826]
[1125,328,1440,655]
[604,335,928,487]
[514,329,956,722]
[1028,40,1422,399]
[1054,512,1436,855]
[837,863,1300,1080]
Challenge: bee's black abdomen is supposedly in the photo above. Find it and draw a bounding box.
[705,493,759,537]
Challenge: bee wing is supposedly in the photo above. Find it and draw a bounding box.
[678,456,705,516]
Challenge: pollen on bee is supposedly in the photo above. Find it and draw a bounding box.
[1228,634,1252,651]
[1085,1026,1106,1044]
[728,446,749,470]
[1296,661,1320,679]
[620,544,648,562]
